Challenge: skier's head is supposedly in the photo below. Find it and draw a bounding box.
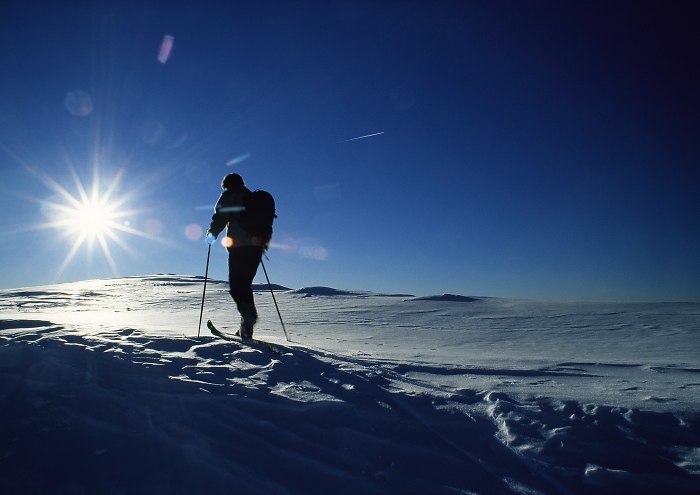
[221,173,245,190]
